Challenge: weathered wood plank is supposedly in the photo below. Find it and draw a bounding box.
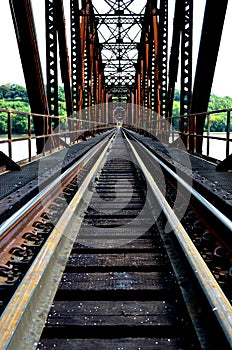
[46,300,188,328]
[66,252,168,271]
[37,337,197,350]
[58,272,176,293]
[72,238,163,252]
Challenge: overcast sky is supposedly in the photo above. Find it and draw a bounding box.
[0,0,231,97]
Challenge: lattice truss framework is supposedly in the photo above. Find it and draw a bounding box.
[8,0,229,157]
[92,0,146,93]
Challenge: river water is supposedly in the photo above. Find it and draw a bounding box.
[0,136,37,162]
[202,132,231,161]
[0,132,231,163]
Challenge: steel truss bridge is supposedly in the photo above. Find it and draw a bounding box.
[4,0,231,167]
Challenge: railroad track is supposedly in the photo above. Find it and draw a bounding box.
[0,128,231,349]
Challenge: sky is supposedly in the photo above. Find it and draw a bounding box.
[0,0,231,97]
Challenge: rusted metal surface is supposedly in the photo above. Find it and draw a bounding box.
[0,130,114,223]
[190,0,229,153]
[9,0,49,155]
[124,129,232,345]
[45,0,59,121]
[6,0,229,160]
[70,0,82,115]
[0,131,114,319]
[56,0,73,120]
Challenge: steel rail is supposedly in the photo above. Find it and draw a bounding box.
[0,130,116,350]
[123,130,232,346]
[125,129,232,231]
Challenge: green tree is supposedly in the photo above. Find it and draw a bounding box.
[0,83,67,134]
[0,113,7,133]
[206,115,227,132]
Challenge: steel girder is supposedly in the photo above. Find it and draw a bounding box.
[166,0,193,146]
[180,0,192,118]
[71,0,83,114]
[158,0,168,118]
[9,0,49,154]
[190,0,228,154]
[134,1,156,128]
[80,0,105,125]
[46,0,73,121]
[45,0,59,122]
[134,0,169,134]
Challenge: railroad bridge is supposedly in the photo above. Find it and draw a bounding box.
[0,1,232,349]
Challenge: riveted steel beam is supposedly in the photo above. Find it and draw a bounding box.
[180,0,192,118]
[9,0,49,155]
[190,0,228,154]
[71,0,83,115]
[158,0,168,118]
[45,0,59,124]
[166,0,193,147]
[166,0,182,122]
[56,0,73,119]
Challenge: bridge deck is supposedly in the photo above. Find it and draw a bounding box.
[0,131,112,224]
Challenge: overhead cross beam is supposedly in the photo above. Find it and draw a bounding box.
[94,0,145,96]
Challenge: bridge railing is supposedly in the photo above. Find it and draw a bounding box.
[0,108,113,164]
[170,108,232,160]
[128,107,231,161]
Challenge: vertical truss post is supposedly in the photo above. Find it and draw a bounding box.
[135,68,141,128]
[140,59,145,129]
[80,0,87,117]
[166,0,192,148]
[45,0,58,126]
[180,0,192,116]
[71,0,82,119]
[56,0,74,138]
[166,0,182,122]
[180,0,193,148]
[152,7,160,116]
[158,0,168,118]
[190,0,228,154]
[86,24,93,129]
[46,0,74,142]
[9,0,49,155]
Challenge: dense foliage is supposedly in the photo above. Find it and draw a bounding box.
[172,90,232,132]
[0,84,231,134]
[0,84,67,134]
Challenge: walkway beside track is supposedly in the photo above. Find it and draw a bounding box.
[0,130,114,224]
[124,129,232,221]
